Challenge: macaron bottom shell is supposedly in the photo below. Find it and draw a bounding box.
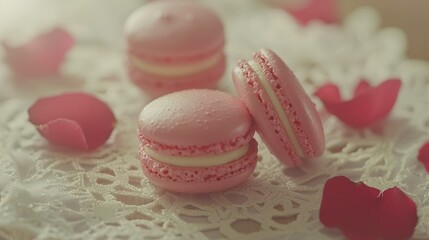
[139,139,258,193]
[127,54,226,97]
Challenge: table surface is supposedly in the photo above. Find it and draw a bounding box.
[1,0,429,239]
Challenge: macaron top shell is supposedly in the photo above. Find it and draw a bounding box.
[125,0,224,61]
[138,89,253,155]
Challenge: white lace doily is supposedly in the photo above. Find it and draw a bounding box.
[1,0,429,239]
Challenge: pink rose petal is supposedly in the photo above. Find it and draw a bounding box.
[320,176,418,240]
[38,119,88,150]
[281,0,338,25]
[314,79,402,128]
[354,80,371,97]
[2,28,74,78]
[28,93,116,151]
[418,141,429,172]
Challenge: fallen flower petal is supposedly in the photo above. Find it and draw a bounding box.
[339,181,380,239]
[2,28,74,79]
[320,176,379,239]
[37,119,88,150]
[377,187,418,240]
[319,176,357,227]
[320,176,417,240]
[281,0,338,25]
[418,141,429,172]
[354,80,371,97]
[314,79,401,128]
[28,92,116,151]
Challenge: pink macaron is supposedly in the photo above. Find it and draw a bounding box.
[233,48,325,166]
[125,0,225,96]
[137,89,258,193]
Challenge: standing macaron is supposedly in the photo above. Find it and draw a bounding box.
[125,0,225,96]
[233,48,325,166]
[138,89,258,193]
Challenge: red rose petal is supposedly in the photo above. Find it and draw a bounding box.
[2,28,74,78]
[340,182,380,238]
[320,176,418,240]
[354,80,371,97]
[418,141,429,172]
[281,0,338,25]
[28,93,116,151]
[320,176,356,227]
[314,79,402,128]
[378,187,418,240]
[320,176,379,238]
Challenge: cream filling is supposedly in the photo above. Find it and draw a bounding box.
[144,144,249,167]
[247,59,304,157]
[131,52,222,77]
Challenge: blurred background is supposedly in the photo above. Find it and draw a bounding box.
[339,0,429,60]
[266,0,429,60]
[0,0,428,59]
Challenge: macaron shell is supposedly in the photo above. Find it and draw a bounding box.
[233,64,300,166]
[255,49,325,157]
[139,139,258,193]
[127,54,225,97]
[138,89,254,156]
[233,49,325,166]
[125,0,224,61]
